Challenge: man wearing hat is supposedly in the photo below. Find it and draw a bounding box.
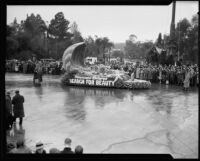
[35,141,46,154]
[60,138,74,154]
[12,90,25,125]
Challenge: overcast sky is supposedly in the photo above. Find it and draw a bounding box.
[7,1,198,43]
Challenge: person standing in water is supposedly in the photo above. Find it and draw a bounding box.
[34,61,43,84]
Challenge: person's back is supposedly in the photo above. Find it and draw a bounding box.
[61,138,74,154]
[61,147,74,154]
[75,145,83,154]
[12,94,24,106]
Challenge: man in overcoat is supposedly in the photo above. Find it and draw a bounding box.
[12,90,25,125]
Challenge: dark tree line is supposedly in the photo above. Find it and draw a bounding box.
[6,12,114,63]
[7,12,198,65]
[146,14,198,65]
[84,36,114,63]
[124,34,154,60]
[6,12,83,60]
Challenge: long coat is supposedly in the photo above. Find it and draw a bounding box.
[12,94,25,118]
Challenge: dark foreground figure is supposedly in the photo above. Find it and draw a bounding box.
[12,90,25,125]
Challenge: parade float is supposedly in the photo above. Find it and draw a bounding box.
[61,42,151,89]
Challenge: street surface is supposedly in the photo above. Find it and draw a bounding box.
[5,73,198,158]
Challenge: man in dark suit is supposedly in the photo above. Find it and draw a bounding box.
[60,138,74,154]
[12,90,25,125]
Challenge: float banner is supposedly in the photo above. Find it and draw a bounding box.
[69,78,115,87]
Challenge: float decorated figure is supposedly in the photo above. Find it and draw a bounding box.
[61,42,151,89]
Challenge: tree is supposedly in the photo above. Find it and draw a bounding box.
[186,14,198,63]
[70,21,83,44]
[6,37,19,59]
[129,34,137,43]
[146,47,159,65]
[48,12,72,40]
[24,13,46,38]
[156,33,163,47]
[16,33,31,51]
[84,36,98,58]
[94,37,114,63]
[124,35,143,59]
[175,18,192,63]
[10,18,20,36]
[84,36,114,63]
[22,13,47,59]
[7,25,15,37]
[111,50,124,59]
[48,12,73,59]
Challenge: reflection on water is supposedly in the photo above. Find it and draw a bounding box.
[7,124,26,145]
[62,86,126,99]
[64,92,86,122]
[34,85,43,101]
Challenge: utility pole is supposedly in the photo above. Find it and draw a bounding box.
[170,1,176,40]
[168,1,177,65]
[46,21,49,58]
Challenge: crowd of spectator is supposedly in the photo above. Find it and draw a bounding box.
[6,59,63,75]
[111,61,199,87]
[6,59,199,88]
[7,138,83,154]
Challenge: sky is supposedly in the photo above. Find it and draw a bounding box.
[7,1,198,43]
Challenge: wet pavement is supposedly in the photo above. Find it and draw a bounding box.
[5,73,198,158]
